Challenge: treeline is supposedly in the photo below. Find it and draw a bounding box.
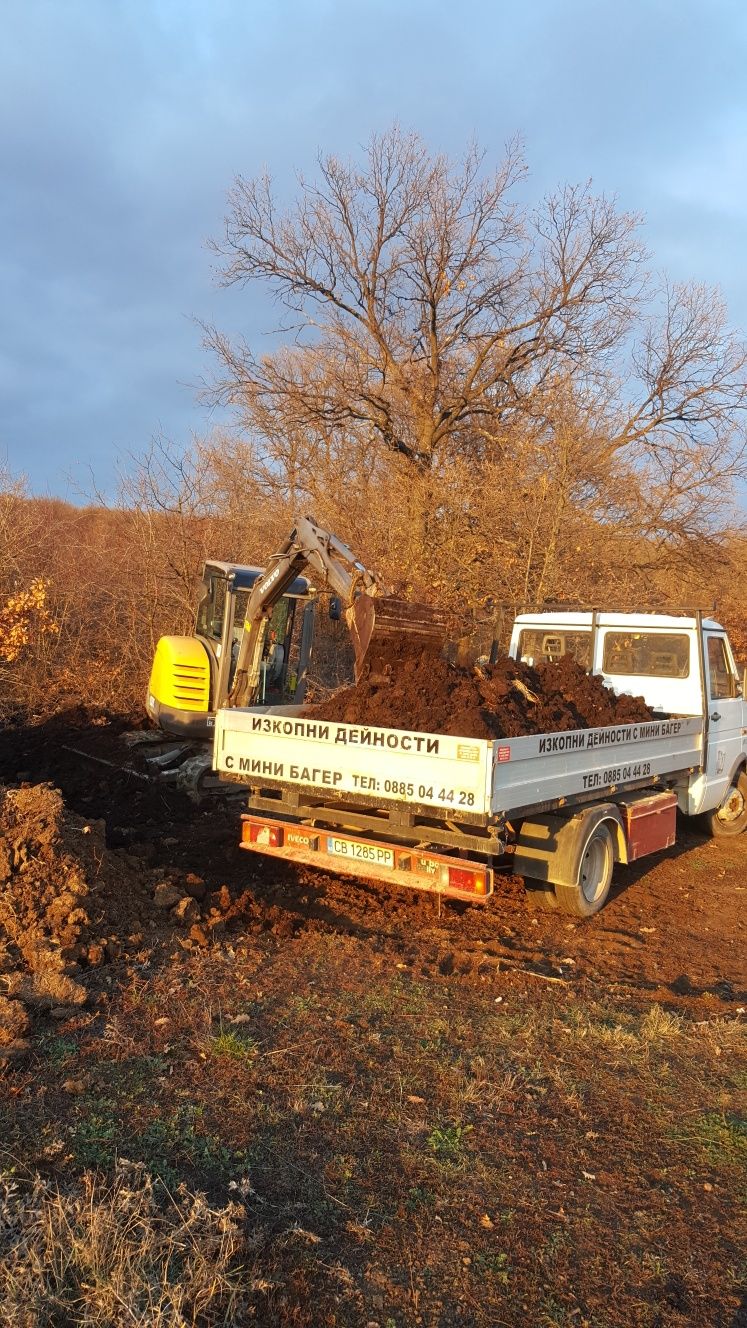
[0,448,745,719]
[4,127,747,712]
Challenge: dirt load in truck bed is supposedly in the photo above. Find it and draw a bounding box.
[309,643,653,738]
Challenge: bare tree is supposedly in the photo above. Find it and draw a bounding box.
[203,126,747,607]
[208,128,746,470]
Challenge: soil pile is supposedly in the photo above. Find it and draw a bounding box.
[0,779,262,1059]
[310,642,653,738]
[0,782,151,1057]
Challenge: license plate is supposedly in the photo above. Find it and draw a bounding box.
[327,836,394,867]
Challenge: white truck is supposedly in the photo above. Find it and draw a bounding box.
[213,610,747,917]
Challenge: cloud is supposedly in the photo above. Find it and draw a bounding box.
[1,0,746,494]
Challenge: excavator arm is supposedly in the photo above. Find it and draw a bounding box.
[228,516,444,708]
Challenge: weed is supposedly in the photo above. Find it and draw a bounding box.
[121,1055,167,1091]
[70,1099,246,1188]
[0,1162,250,1323]
[70,1100,119,1169]
[538,1295,572,1325]
[643,1252,666,1278]
[426,1123,473,1162]
[640,1005,682,1042]
[685,1111,747,1169]
[405,1185,435,1211]
[288,993,320,1015]
[458,1065,519,1109]
[562,1005,639,1051]
[474,1251,510,1283]
[36,1032,78,1068]
[541,1228,570,1263]
[137,1107,245,1188]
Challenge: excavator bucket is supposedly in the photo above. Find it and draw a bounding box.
[346,595,447,678]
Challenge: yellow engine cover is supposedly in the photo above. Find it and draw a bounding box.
[148,636,211,713]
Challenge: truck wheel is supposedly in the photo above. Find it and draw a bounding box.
[703,771,747,838]
[553,823,614,918]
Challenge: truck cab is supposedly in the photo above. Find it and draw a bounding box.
[510,610,746,830]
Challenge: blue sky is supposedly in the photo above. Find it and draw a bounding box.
[2,0,747,497]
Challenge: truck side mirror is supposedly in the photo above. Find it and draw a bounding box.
[329,596,342,622]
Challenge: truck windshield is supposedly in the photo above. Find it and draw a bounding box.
[517,630,591,668]
[602,632,690,678]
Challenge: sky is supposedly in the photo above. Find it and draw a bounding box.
[2,0,747,498]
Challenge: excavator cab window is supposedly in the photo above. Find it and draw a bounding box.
[260,598,296,702]
[195,574,228,643]
[225,593,298,702]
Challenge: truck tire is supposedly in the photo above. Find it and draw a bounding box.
[553,822,615,918]
[703,771,747,838]
[526,883,557,911]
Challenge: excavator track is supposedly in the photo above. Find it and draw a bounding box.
[60,730,240,802]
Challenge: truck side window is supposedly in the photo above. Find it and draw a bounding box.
[602,632,690,678]
[517,630,591,667]
[707,637,736,700]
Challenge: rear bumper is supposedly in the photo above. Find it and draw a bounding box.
[239,814,494,901]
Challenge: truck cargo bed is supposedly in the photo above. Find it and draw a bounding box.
[214,711,704,823]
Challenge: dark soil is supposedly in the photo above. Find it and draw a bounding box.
[310,642,654,737]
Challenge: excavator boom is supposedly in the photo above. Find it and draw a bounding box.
[229,516,446,706]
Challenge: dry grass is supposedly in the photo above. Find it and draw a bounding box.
[0,1160,252,1327]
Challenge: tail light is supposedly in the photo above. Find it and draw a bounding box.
[447,864,488,896]
[243,820,283,848]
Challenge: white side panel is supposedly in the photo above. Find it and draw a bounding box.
[490,718,704,816]
[215,711,493,816]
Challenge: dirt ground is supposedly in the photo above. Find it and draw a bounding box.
[0,710,745,1327]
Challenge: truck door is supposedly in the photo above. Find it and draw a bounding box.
[703,633,743,808]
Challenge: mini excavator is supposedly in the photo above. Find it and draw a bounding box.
[142,517,445,794]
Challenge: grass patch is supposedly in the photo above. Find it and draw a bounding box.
[209,1029,258,1062]
[36,1032,78,1068]
[639,1004,683,1042]
[6,931,746,1327]
[70,1100,247,1189]
[684,1110,747,1169]
[70,1101,120,1169]
[0,1162,251,1326]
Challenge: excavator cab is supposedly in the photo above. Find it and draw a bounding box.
[146,561,315,741]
